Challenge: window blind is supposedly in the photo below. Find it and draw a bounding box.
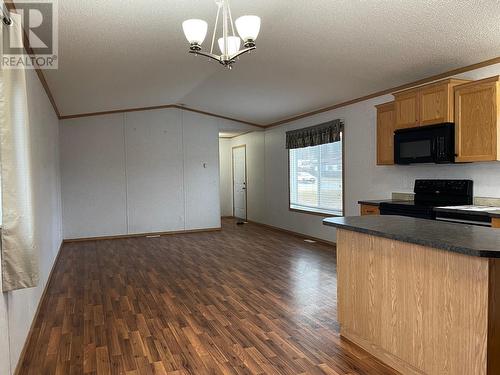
[289,138,343,215]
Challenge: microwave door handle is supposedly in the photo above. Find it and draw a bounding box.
[431,139,437,161]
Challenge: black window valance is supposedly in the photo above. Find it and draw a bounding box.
[285,119,344,149]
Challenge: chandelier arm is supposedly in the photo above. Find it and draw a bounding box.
[222,0,228,57]
[210,3,221,55]
[227,0,236,37]
[189,50,222,63]
[229,46,256,60]
[184,0,258,68]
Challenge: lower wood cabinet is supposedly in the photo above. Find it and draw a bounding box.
[454,76,500,162]
[493,218,500,229]
[360,204,380,216]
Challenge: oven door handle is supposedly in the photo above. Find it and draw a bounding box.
[435,216,492,227]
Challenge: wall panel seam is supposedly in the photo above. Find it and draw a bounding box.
[181,109,187,230]
[122,113,130,234]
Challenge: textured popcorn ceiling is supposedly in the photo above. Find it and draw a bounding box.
[40,0,500,124]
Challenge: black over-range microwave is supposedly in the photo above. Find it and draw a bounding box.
[394,123,455,165]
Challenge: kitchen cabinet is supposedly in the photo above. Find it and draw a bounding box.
[394,89,419,129]
[454,76,500,162]
[376,101,396,165]
[360,204,380,216]
[393,78,470,129]
[493,218,500,228]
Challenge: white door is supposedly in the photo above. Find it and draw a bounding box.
[232,146,247,220]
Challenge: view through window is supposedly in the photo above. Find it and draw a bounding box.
[289,138,343,215]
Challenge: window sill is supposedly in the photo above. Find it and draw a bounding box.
[289,207,343,217]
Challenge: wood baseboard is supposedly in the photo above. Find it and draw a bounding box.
[13,240,64,375]
[221,216,235,219]
[341,330,423,375]
[246,220,336,247]
[63,227,222,243]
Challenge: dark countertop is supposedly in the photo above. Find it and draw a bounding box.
[358,199,411,207]
[434,206,500,219]
[323,215,500,258]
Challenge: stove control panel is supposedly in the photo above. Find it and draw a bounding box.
[414,179,473,196]
[413,179,473,206]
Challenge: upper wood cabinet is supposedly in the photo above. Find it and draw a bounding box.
[376,101,396,165]
[420,81,457,125]
[394,89,419,129]
[454,76,500,162]
[393,79,470,129]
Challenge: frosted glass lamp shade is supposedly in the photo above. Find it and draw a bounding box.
[235,15,261,43]
[218,36,241,56]
[182,19,208,45]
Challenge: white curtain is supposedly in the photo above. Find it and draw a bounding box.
[0,13,38,292]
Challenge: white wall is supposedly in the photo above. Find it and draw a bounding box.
[0,293,8,375]
[222,63,500,242]
[0,69,63,373]
[219,139,233,217]
[219,132,266,222]
[60,114,128,237]
[232,132,266,223]
[125,110,184,233]
[183,111,223,229]
[60,109,257,239]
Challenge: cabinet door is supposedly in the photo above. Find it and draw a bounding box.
[360,204,380,216]
[493,218,500,228]
[394,90,419,129]
[420,83,450,125]
[376,102,395,165]
[455,78,499,162]
[420,80,469,126]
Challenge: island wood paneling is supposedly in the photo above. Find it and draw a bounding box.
[336,229,500,375]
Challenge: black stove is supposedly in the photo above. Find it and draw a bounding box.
[379,180,473,220]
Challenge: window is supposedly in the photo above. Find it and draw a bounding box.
[289,137,343,216]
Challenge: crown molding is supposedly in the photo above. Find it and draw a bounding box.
[264,56,500,128]
[4,0,61,118]
[59,104,266,128]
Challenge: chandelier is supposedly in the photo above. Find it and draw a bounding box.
[182,0,261,69]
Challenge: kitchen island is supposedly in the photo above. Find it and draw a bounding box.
[323,215,500,375]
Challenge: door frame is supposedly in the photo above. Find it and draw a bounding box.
[232,144,248,220]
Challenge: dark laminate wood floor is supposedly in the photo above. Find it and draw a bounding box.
[19,219,398,375]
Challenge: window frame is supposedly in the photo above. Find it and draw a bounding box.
[287,132,345,217]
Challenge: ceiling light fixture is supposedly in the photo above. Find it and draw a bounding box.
[182,0,261,69]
